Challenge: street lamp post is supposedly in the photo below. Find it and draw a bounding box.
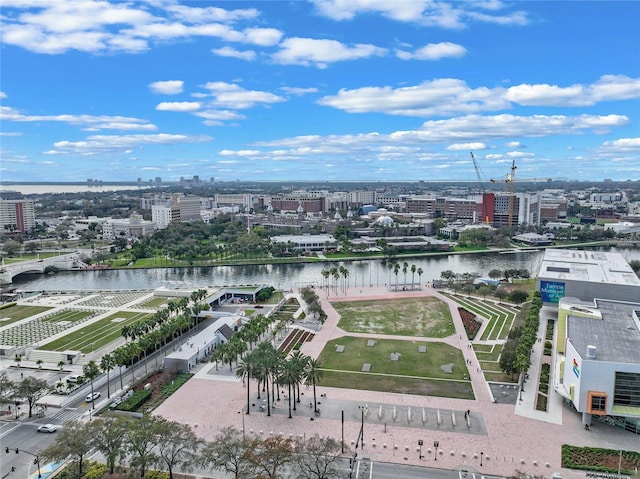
[418,440,424,459]
[434,440,439,461]
[4,447,41,478]
[480,451,484,467]
[238,410,245,440]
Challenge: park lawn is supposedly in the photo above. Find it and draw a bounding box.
[43,310,94,323]
[264,292,285,304]
[138,296,173,308]
[474,344,502,362]
[319,371,474,399]
[319,337,468,380]
[41,311,151,353]
[484,371,515,383]
[0,305,52,326]
[332,297,454,337]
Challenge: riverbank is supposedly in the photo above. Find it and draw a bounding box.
[92,240,627,272]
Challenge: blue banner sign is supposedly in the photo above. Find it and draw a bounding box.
[540,280,565,303]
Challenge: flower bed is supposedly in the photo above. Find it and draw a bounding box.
[562,445,640,474]
[458,307,481,339]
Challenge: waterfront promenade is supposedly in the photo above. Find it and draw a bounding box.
[154,284,640,478]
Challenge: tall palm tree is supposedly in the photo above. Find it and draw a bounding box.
[402,262,408,286]
[83,360,100,410]
[417,267,424,287]
[100,353,116,399]
[304,357,323,414]
[281,360,298,419]
[235,351,257,415]
[411,264,417,289]
[393,263,400,289]
[289,350,308,407]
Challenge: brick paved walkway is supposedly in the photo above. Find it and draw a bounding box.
[154,285,640,478]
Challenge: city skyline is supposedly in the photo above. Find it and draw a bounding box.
[1,1,639,183]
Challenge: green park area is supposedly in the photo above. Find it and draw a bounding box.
[42,311,152,353]
[318,337,473,399]
[137,296,173,309]
[0,304,52,327]
[332,297,454,337]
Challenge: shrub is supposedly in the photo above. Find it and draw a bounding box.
[85,462,108,479]
[145,471,169,479]
[116,389,151,412]
[0,302,17,310]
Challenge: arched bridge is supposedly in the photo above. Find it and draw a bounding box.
[0,252,88,285]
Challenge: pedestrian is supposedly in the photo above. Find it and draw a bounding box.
[20,372,23,379]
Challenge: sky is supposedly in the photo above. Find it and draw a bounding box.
[1,1,639,184]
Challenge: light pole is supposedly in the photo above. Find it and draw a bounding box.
[418,439,424,459]
[238,410,245,440]
[480,451,484,467]
[5,447,41,478]
[434,440,439,461]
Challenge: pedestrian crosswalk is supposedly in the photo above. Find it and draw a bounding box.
[50,407,82,422]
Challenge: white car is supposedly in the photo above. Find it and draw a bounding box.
[85,392,101,402]
[37,424,57,433]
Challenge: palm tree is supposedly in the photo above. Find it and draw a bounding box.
[100,353,116,399]
[83,360,100,410]
[304,357,323,413]
[281,360,298,419]
[289,350,308,407]
[411,264,417,289]
[236,351,257,415]
[57,360,65,372]
[393,263,400,289]
[402,262,408,287]
[417,267,424,288]
[36,359,43,369]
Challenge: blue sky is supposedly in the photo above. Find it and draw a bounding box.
[1,0,639,183]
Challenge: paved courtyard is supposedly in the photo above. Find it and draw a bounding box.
[154,285,640,478]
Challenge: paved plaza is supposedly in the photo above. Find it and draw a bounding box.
[154,285,640,479]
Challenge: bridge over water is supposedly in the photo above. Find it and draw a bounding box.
[0,252,88,284]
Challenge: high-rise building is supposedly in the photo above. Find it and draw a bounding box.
[0,199,35,233]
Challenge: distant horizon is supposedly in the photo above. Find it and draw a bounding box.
[2,2,638,182]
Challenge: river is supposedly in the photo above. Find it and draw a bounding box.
[10,246,640,292]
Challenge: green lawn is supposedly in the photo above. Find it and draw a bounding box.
[0,305,52,326]
[319,336,467,379]
[332,297,454,337]
[317,337,473,399]
[43,310,95,323]
[41,311,151,353]
[320,370,474,399]
[137,296,172,308]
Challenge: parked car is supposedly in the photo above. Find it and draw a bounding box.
[85,392,101,402]
[66,374,82,383]
[37,424,57,433]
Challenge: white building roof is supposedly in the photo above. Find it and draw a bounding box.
[538,248,640,286]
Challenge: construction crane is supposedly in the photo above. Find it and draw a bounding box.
[470,152,491,224]
[491,160,517,229]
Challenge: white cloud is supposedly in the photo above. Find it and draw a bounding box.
[219,149,261,157]
[506,75,640,107]
[1,106,157,131]
[48,133,211,155]
[447,142,486,151]
[506,141,523,148]
[396,42,466,61]
[280,86,319,95]
[310,0,528,28]
[599,137,640,153]
[318,79,508,116]
[506,151,535,158]
[0,92,7,99]
[156,101,201,112]
[0,132,22,137]
[272,37,387,68]
[201,82,285,109]
[242,27,283,46]
[211,46,256,61]
[319,75,640,117]
[0,1,273,54]
[149,80,184,95]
